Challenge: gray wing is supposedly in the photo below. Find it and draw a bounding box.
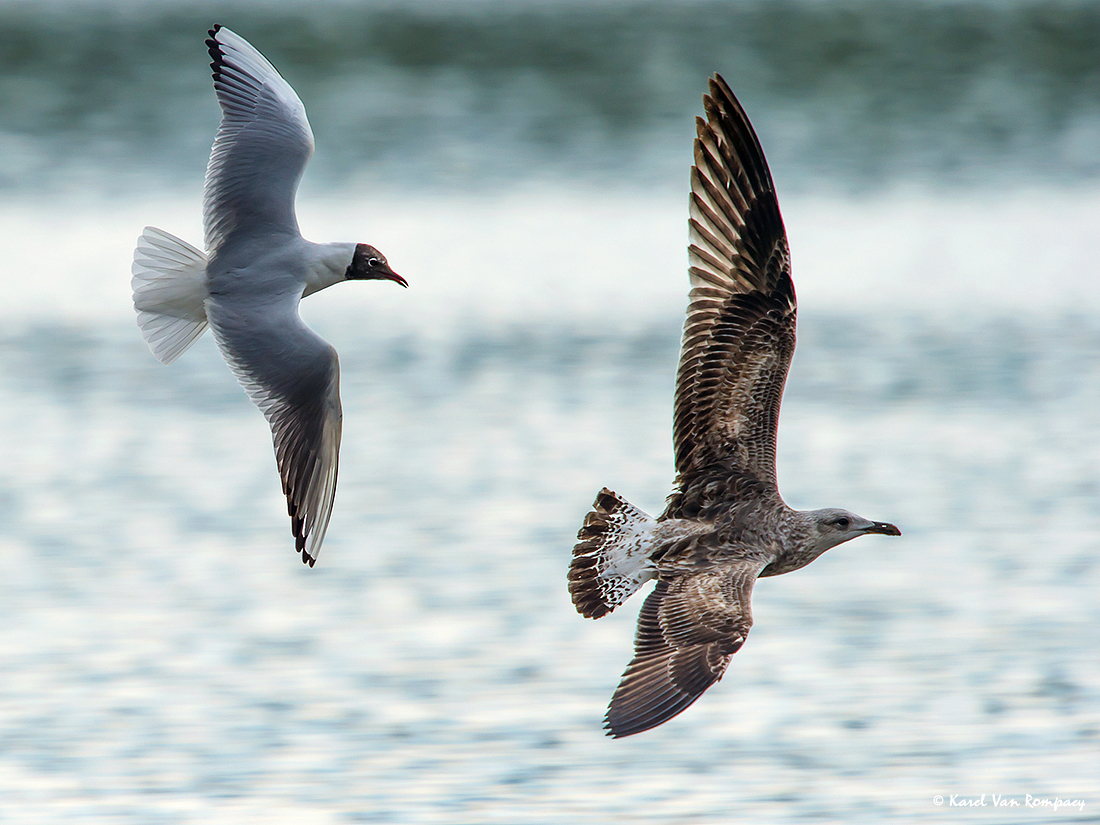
[670,75,796,508]
[604,559,765,738]
[203,25,314,253]
[207,292,341,567]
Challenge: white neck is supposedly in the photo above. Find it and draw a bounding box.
[303,241,356,297]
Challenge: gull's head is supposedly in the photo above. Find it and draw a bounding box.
[808,508,901,554]
[345,243,407,287]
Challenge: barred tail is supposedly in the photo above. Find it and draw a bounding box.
[568,488,659,619]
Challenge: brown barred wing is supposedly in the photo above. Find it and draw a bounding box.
[673,75,796,495]
[603,560,765,737]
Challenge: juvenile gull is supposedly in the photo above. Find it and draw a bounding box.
[568,75,900,738]
[132,25,407,566]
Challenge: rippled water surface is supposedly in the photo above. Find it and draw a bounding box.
[2,0,1100,821]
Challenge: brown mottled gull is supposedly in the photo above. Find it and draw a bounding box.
[568,75,901,738]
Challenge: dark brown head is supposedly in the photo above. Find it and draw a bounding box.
[345,243,407,287]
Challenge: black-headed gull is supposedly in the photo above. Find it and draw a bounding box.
[567,75,899,737]
[132,25,407,567]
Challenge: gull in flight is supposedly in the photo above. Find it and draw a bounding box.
[568,75,900,737]
[132,25,407,566]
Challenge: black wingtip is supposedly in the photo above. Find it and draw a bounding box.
[603,710,658,739]
[603,691,702,739]
[207,25,225,77]
[603,719,629,739]
[603,707,659,739]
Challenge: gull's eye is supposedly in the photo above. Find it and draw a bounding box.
[834,517,850,529]
[367,257,381,268]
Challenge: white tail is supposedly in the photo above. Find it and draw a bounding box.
[569,488,660,619]
[131,226,209,364]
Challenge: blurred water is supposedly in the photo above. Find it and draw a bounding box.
[2,0,1100,822]
[3,0,1100,194]
[2,309,1099,823]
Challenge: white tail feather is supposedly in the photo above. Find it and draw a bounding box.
[131,226,209,365]
[569,489,660,618]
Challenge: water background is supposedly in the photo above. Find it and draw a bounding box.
[1,1,1099,821]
